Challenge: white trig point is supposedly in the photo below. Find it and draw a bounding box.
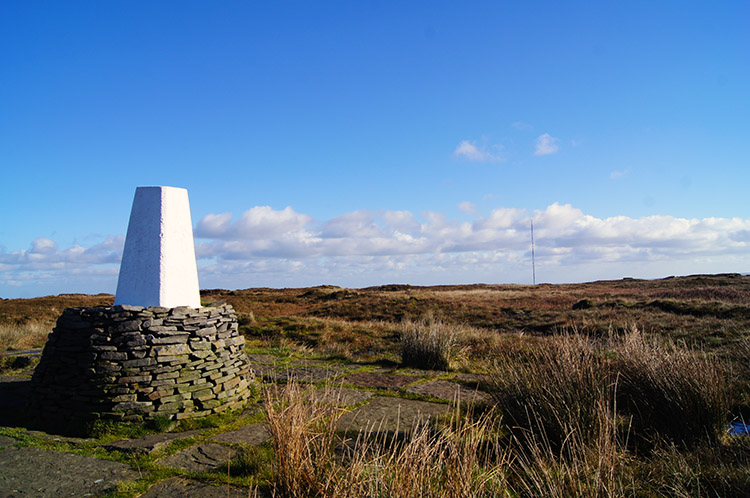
[114,186,201,308]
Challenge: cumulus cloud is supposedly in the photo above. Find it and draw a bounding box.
[195,206,313,240]
[534,133,559,156]
[454,140,504,162]
[0,236,124,296]
[4,204,750,296]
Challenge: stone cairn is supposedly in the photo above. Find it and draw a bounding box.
[29,302,254,428]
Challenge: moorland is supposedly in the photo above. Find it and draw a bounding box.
[1,273,749,497]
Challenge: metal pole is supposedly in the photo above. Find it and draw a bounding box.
[531,220,536,286]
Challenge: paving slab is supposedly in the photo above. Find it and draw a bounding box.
[398,369,445,378]
[246,354,281,364]
[140,477,253,498]
[307,387,375,406]
[156,443,237,472]
[250,363,280,376]
[211,423,271,445]
[288,358,336,366]
[337,396,451,434]
[342,372,420,391]
[405,379,491,404]
[102,429,202,455]
[0,446,139,497]
[452,373,489,390]
[263,366,345,383]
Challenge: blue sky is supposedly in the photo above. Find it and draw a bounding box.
[1,1,749,298]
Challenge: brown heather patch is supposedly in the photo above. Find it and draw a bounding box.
[6,273,750,358]
[0,293,113,327]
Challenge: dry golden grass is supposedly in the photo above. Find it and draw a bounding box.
[263,380,509,498]
[0,321,51,350]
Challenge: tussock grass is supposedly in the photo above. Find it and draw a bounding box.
[614,328,729,448]
[0,321,51,350]
[489,327,730,451]
[508,399,631,498]
[400,313,462,370]
[490,332,610,449]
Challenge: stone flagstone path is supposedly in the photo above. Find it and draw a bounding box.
[0,350,491,496]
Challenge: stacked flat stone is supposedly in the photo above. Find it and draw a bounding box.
[29,303,254,426]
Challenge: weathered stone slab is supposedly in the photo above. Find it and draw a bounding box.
[249,364,279,377]
[210,423,271,445]
[0,446,139,497]
[288,358,335,366]
[140,477,253,498]
[263,366,345,384]
[337,396,450,434]
[156,443,237,472]
[101,429,201,455]
[246,354,282,364]
[307,387,375,406]
[405,379,491,404]
[342,372,420,391]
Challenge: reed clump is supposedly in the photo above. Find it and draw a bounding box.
[400,313,462,370]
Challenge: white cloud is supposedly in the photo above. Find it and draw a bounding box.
[534,133,560,156]
[4,204,750,296]
[323,210,381,238]
[30,238,57,254]
[610,169,630,179]
[458,201,477,215]
[195,206,312,240]
[454,140,504,162]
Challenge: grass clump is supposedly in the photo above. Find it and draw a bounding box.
[614,328,729,449]
[490,333,608,450]
[344,412,508,498]
[489,327,730,452]
[263,381,507,497]
[0,321,51,350]
[264,381,343,497]
[400,313,461,370]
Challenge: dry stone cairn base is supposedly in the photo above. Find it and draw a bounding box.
[29,303,254,428]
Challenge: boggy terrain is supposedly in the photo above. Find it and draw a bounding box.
[1,273,749,497]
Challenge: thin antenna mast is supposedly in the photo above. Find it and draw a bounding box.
[531,220,536,286]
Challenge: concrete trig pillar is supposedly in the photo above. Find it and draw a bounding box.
[115,186,201,308]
